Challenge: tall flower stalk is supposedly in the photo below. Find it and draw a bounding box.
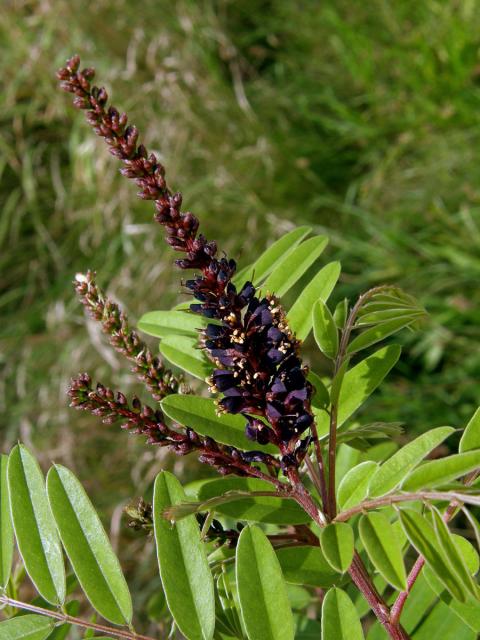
[57,55,422,640]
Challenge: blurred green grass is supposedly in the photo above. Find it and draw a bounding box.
[1,0,480,606]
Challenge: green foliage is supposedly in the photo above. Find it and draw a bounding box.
[262,235,328,297]
[234,226,312,287]
[236,526,294,640]
[368,426,454,497]
[7,445,65,605]
[320,523,354,573]
[321,588,364,640]
[159,335,213,380]
[46,465,132,625]
[359,512,407,591]
[288,261,340,341]
[312,299,339,360]
[0,615,55,640]
[161,394,275,453]
[153,471,215,640]
[337,461,378,510]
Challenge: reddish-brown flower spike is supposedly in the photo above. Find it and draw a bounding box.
[73,271,180,401]
[68,373,281,479]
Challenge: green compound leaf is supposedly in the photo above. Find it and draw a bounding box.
[154,471,215,640]
[288,261,341,341]
[137,309,213,339]
[359,512,407,591]
[402,450,480,491]
[236,525,294,640]
[0,614,55,640]
[315,345,401,436]
[337,461,379,511]
[161,394,276,453]
[459,408,480,453]
[398,508,468,602]
[368,426,454,497]
[0,455,13,589]
[275,546,339,588]
[320,523,354,573]
[46,465,132,626]
[159,335,212,380]
[313,299,338,360]
[321,588,364,640]
[7,445,65,605]
[234,226,312,287]
[263,235,328,297]
[197,477,309,524]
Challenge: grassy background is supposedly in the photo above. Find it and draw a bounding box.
[1,0,480,629]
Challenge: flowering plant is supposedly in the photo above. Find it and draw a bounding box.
[0,56,479,640]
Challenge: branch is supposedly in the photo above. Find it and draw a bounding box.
[333,490,480,523]
[0,595,156,640]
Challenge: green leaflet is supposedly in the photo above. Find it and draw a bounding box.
[368,426,454,497]
[197,477,309,524]
[0,615,55,640]
[430,507,478,599]
[46,465,132,626]
[233,226,312,287]
[337,461,379,511]
[347,314,422,354]
[410,600,476,640]
[312,299,338,359]
[7,445,65,605]
[453,535,480,575]
[236,525,294,640]
[315,345,401,436]
[159,335,212,380]
[459,408,480,453]
[402,450,480,491]
[359,512,407,591]
[333,298,349,329]
[0,455,13,589]
[161,394,276,453]
[275,546,339,588]
[398,508,468,602]
[321,588,364,640]
[287,261,341,341]
[263,235,328,297]
[137,309,213,339]
[320,523,354,573]
[153,471,215,640]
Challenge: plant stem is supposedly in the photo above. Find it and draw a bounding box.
[0,595,156,640]
[333,490,480,522]
[287,469,410,639]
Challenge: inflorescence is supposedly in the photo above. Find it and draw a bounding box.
[59,55,313,473]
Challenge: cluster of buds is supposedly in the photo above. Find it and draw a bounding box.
[68,374,280,478]
[73,271,179,401]
[59,55,314,473]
